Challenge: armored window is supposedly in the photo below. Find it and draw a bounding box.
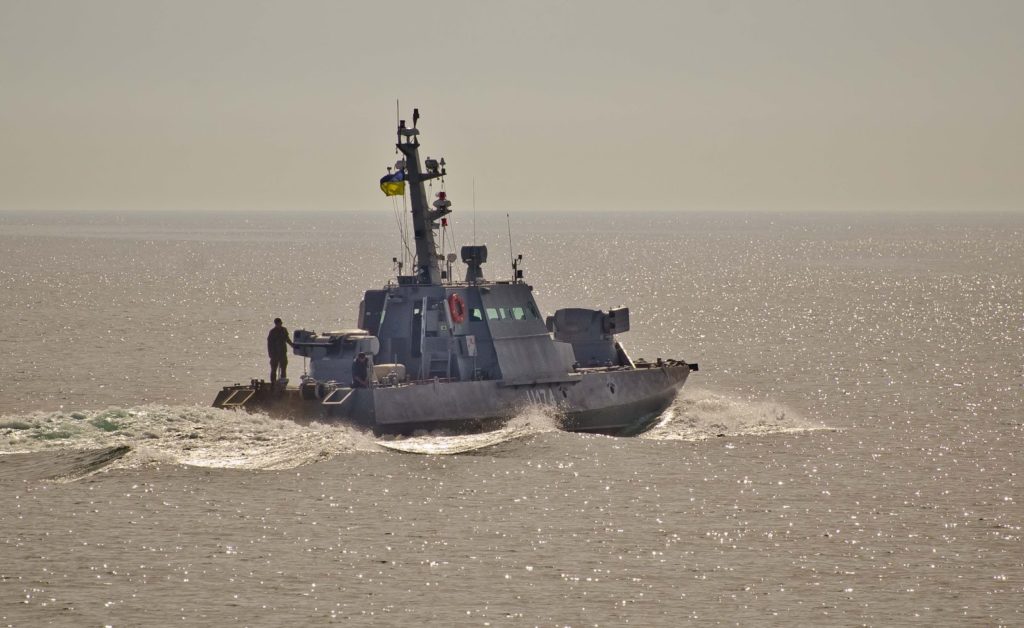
[470,308,484,322]
[511,307,527,320]
[486,308,501,320]
[499,307,514,320]
[527,302,540,319]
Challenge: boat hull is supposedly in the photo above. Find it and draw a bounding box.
[213,363,693,435]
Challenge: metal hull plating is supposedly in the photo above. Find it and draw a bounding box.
[214,364,690,435]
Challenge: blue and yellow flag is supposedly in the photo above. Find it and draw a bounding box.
[379,170,405,197]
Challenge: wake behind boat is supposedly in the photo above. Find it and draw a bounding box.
[213,109,697,435]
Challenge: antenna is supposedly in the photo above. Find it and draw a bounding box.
[507,212,515,282]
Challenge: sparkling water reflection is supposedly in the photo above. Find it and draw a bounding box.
[0,210,1021,625]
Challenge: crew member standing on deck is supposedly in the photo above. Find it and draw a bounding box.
[267,317,294,384]
[352,352,370,388]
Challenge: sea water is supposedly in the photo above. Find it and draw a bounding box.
[0,210,1020,625]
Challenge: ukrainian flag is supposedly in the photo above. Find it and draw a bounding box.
[379,170,405,196]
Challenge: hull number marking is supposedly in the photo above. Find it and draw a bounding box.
[523,386,560,407]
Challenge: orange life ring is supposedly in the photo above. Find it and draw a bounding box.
[448,293,466,324]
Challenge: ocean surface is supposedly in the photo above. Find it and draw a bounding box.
[0,210,1021,625]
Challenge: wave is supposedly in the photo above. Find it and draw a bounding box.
[0,404,564,472]
[374,405,561,455]
[0,405,379,472]
[0,391,826,476]
[0,445,132,482]
[640,388,829,441]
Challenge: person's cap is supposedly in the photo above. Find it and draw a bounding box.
[274,318,282,325]
[357,352,366,358]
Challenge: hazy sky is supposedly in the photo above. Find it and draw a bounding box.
[1,0,1022,213]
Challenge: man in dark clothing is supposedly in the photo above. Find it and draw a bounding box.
[267,317,293,384]
[352,352,370,388]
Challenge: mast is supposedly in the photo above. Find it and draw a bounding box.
[396,109,449,285]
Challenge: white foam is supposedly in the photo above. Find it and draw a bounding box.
[375,404,561,455]
[0,404,379,470]
[640,388,830,441]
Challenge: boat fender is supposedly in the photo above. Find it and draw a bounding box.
[448,293,467,324]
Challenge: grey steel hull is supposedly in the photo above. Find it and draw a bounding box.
[213,363,692,436]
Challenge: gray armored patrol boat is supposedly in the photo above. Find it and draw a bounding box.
[213,110,697,434]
